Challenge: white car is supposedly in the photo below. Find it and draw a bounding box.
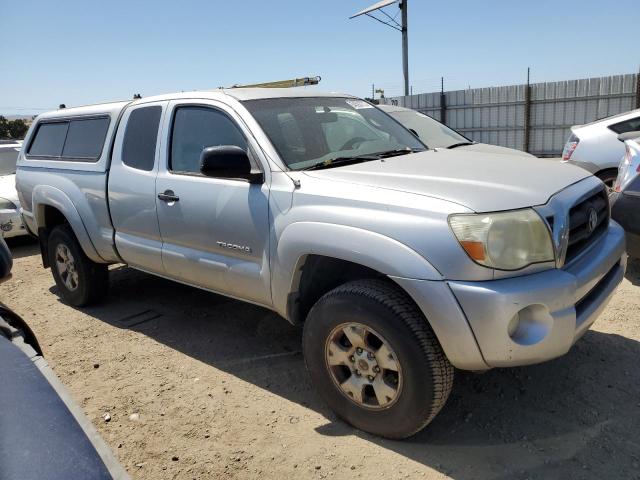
[561,108,640,190]
[0,140,27,238]
[377,104,535,157]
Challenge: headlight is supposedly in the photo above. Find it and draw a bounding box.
[449,208,554,270]
[0,197,17,210]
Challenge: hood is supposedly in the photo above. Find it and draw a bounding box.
[457,143,535,158]
[0,174,19,203]
[303,150,590,212]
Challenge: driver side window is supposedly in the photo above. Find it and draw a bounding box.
[170,106,247,174]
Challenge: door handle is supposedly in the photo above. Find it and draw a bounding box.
[158,190,180,202]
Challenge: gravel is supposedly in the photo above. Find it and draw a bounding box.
[2,237,639,479]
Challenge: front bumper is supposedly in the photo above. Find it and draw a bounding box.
[449,222,626,368]
[393,222,626,370]
[0,209,27,238]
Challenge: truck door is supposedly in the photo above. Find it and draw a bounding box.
[155,100,271,305]
[108,101,167,274]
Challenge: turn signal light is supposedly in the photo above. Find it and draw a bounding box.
[460,241,486,261]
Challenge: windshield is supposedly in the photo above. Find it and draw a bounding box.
[387,110,470,148]
[0,147,19,176]
[242,97,426,170]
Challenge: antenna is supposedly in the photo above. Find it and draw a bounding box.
[350,0,409,96]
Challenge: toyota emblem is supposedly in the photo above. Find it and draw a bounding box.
[587,208,598,233]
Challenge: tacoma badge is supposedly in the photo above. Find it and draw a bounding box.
[216,241,252,253]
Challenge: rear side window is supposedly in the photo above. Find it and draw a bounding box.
[609,115,640,135]
[122,106,162,171]
[28,117,110,160]
[28,122,69,157]
[170,106,247,174]
[62,118,110,158]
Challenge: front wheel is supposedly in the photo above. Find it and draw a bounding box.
[303,279,454,439]
[48,224,108,307]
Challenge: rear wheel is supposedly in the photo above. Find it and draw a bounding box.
[596,169,618,194]
[303,279,453,439]
[48,224,108,307]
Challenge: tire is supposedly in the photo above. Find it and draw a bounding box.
[47,224,108,307]
[303,279,453,439]
[596,169,618,194]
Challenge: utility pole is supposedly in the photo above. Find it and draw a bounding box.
[440,77,446,124]
[635,65,640,109]
[401,0,409,96]
[350,1,410,97]
[523,67,532,153]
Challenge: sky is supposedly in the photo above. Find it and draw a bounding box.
[0,0,637,116]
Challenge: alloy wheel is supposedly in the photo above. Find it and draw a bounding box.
[325,322,402,409]
[55,243,79,291]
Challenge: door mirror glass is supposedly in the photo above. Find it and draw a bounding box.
[199,146,263,183]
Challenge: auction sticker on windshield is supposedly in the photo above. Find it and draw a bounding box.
[345,99,374,109]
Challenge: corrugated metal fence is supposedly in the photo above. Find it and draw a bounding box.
[380,74,640,157]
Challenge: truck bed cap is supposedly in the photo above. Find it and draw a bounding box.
[35,100,131,121]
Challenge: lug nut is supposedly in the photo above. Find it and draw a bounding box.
[373,366,380,373]
[349,355,355,363]
[367,375,374,381]
[367,352,374,360]
[354,370,361,376]
[356,347,363,354]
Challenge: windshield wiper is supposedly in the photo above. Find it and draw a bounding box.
[301,155,380,171]
[447,142,475,149]
[374,148,425,158]
[301,148,424,171]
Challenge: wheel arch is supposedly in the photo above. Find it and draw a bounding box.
[272,222,443,324]
[595,167,619,182]
[32,186,103,267]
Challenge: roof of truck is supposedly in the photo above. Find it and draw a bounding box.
[34,88,355,120]
[135,87,354,103]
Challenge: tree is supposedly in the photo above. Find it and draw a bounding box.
[7,119,28,139]
[0,116,8,139]
[0,117,29,140]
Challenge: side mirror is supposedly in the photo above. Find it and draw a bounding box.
[199,146,264,184]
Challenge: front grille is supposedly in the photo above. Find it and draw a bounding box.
[565,188,609,263]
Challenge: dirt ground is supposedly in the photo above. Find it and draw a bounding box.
[2,237,639,480]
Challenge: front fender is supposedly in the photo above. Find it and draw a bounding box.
[32,186,103,263]
[271,221,442,318]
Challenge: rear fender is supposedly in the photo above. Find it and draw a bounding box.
[32,185,103,264]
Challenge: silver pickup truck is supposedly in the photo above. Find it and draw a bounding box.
[16,88,626,439]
